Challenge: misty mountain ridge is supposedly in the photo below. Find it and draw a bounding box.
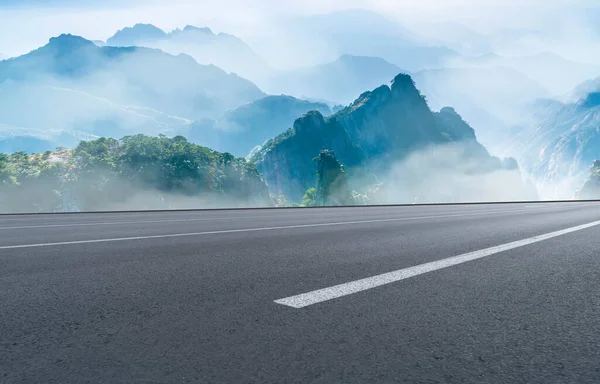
[563,77,600,103]
[185,95,332,157]
[0,122,99,155]
[106,24,168,46]
[252,73,536,203]
[105,23,270,85]
[0,34,265,152]
[512,78,600,199]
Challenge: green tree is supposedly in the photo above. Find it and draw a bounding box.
[301,188,316,207]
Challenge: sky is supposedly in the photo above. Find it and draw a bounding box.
[0,0,599,57]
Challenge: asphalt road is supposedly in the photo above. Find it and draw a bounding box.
[2,202,600,383]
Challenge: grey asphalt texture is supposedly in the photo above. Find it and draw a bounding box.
[2,202,600,383]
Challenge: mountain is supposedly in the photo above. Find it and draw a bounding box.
[0,122,98,154]
[0,34,265,152]
[0,135,272,213]
[251,74,536,203]
[185,95,331,157]
[513,82,600,199]
[411,66,550,152]
[0,132,58,154]
[106,24,168,46]
[0,82,192,150]
[106,24,269,85]
[267,55,406,104]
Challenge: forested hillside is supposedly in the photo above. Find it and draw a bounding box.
[0,135,271,213]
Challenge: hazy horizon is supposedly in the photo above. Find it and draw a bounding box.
[2,0,600,63]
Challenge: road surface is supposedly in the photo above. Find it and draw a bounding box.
[2,202,600,383]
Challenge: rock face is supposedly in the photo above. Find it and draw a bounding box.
[253,73,533,203]
[514,79,600,199]
[577,160,600,199]
[251,110,364,201]
[315,149,353,206]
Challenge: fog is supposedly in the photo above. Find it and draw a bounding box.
[0,142,542,214]
[0,175,272,214]
[353,142,540,205]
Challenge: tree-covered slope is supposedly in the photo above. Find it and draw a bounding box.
[0,135,271,213]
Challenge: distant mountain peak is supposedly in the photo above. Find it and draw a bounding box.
[391,73,423,99]
[577,92,600,109]
[337,54,391,65]
[45,34,97,52]
[130,23,166,34]
[182,25,214,34]
[294,110,327,135]
[439,106,458,115]
[107,24,167,46]
[338,54,361,61]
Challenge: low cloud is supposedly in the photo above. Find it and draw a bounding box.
[360,142,539,204]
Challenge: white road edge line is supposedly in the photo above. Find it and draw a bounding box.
[0,205,556,230]
[0,208,549,250]
[274,219,600,309]
[0,216,279,230]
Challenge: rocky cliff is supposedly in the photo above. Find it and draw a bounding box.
[315,149,353,206]
[514,79,600,199]
[252,73,535,204]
